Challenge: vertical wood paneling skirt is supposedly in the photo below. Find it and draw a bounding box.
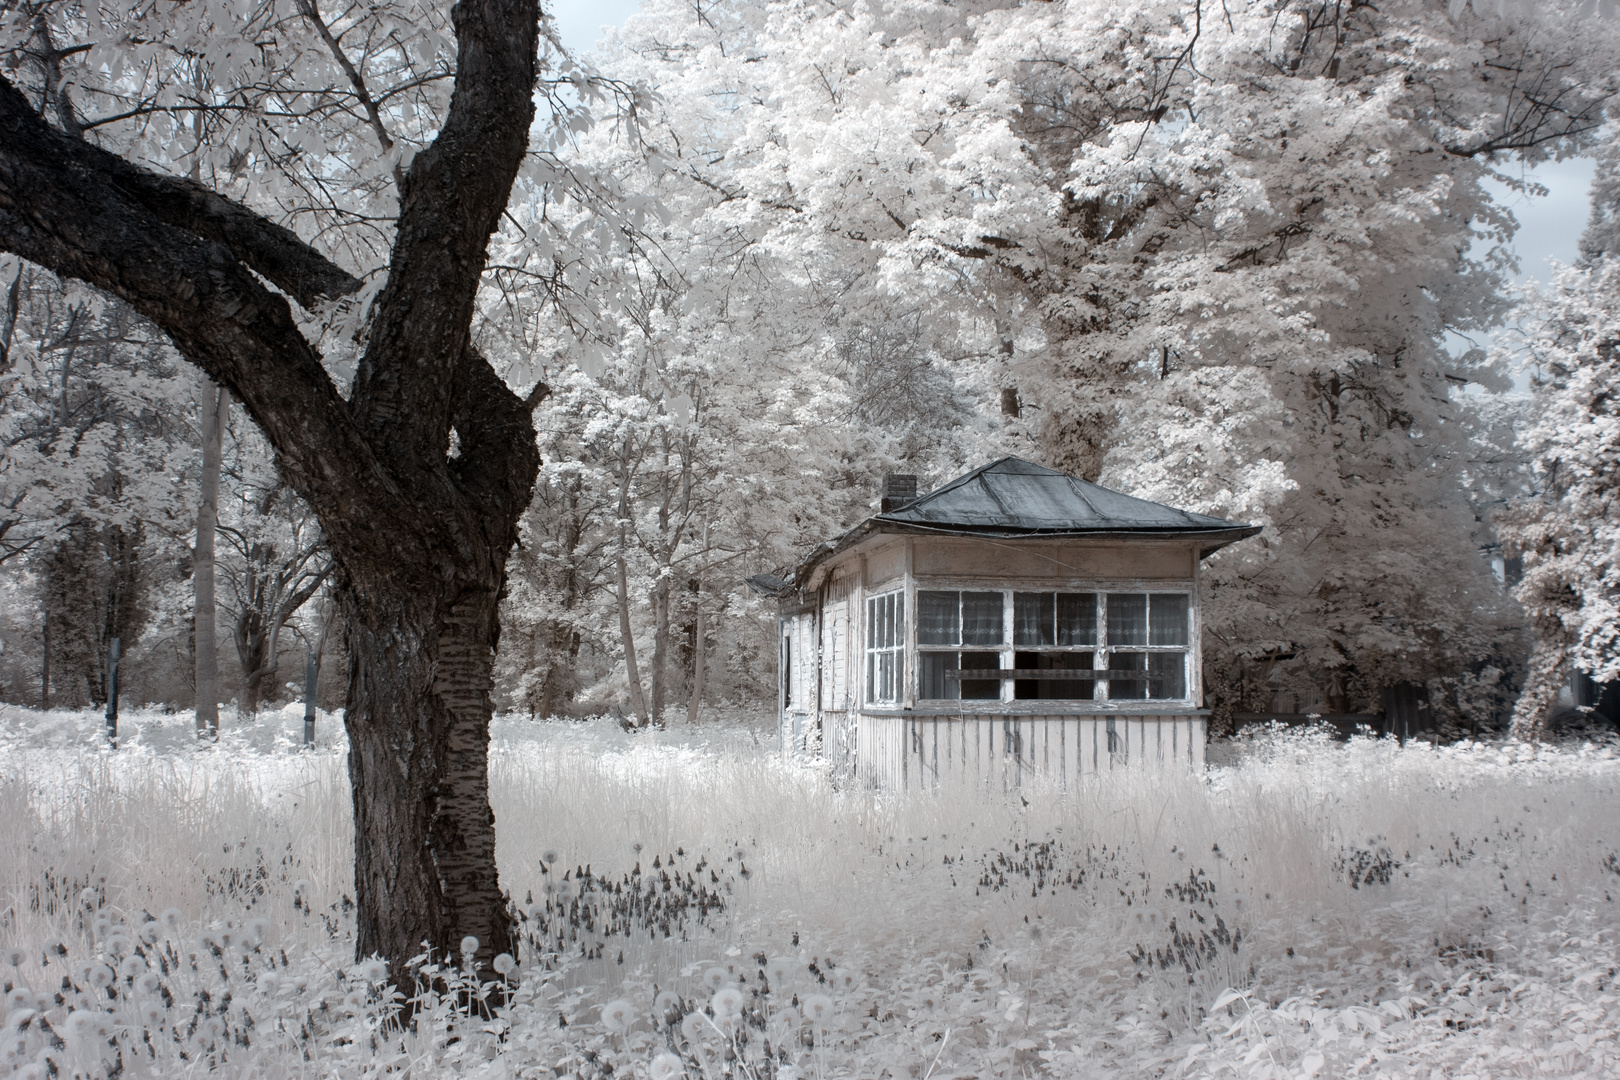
[841,713,1206,790]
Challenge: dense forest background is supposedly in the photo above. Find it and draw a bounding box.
[2,0,1617,737]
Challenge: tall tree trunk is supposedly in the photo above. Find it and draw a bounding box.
[195,380,227,738]
[687,600,704,725]
[616,547,649,725]
[650,572,669,726]
[343,583,513,968]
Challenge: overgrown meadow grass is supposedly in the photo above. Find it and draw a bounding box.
[2,704,1619,1078]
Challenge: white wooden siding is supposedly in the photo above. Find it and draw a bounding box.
[850,713,1205,790]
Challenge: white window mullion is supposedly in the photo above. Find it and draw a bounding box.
[1001,590,1015,703]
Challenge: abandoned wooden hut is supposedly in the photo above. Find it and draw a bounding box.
[754,457,1260,787]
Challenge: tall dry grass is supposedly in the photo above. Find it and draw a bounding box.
[2,709,1617,1078]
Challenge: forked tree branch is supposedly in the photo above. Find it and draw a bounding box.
[0,75,413,571]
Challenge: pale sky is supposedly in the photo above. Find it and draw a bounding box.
[551,0,643,55]
[551,0,1598,298]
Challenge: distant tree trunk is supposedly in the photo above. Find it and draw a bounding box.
[40,610,48,709]
[616,547,649,725]
[195,380,227,738]
[615,463,649,724]
[687,599,704,725]
[650,572,670,726]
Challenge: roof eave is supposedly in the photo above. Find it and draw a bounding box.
[793,519,1262,589]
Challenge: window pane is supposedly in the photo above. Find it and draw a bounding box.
[1149,594,1189,646]
[1149,652,1185,699]
[918,652,958,700]
[1107,594,1148,647]
[1056,593,1098,646]
[1108,651,1147,699]
[1013,593,1055,647]
[1014,651,1095,700]
[894,592,905,650]
[918,591,959,645]
[959,651,1001,700]
[961,592,1004,646]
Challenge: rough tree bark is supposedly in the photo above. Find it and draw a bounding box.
[0,0,545,979]
[195,380,227,739]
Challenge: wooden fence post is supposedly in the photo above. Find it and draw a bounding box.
[105,636,120,748]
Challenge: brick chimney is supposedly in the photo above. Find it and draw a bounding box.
[881,473,918,513]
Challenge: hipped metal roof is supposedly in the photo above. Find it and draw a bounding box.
[789,457,1261,591]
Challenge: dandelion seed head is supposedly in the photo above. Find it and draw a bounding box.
[6,988,30,1008]
[140,1002,163,1025]
[679,1012,708,1044]
[63,1011,93,1038]
[649,1051,684,1080]
[803,993,833,1025]
[161,908,182,928]
[540,850,559,866]
[3,947,24,967]
[79,888,97,909]
[118,955,146,978]
[600,997,634,1033]
[105,934,129,956]
[711,986,743,1017]
[92,917,111,938]
[492,953,517,976]
[459,935,479,957]
[138,921,160,944]
[88,964,114,988]
[359,959,388,983]
[654,989,681,1014]
[702,966,729,990]
[135,973,159,994]
[765,957,792,985]
[247,918,269,940]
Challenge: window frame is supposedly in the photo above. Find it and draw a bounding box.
[907,584,1195,706]
[864,589,905,705]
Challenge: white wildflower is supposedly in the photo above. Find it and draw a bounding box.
[802,993,833,1026]
[711,986,743,1017]
[600,997,634,1033]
